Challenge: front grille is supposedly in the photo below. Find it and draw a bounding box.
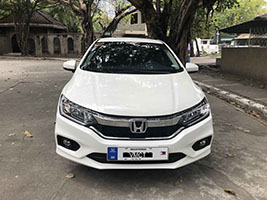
[92,123,183,139]
[88,98,208,140]
[87,153,186,164]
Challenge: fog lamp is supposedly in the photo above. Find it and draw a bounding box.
[192,136,212,151]
[62,139,72,147]
[57,135,80,151]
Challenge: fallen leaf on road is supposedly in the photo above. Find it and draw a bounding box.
[65,173,75,179]
[226,153,235,158]
[225,123,232,126]
[259,84,265,89]
[254,114,261,119]
[230,101,236,105]
[236,127,244,131]
[9,88,14,91]
[24,131,33,137]
[223,188,236,196]
[8,133,16,137]
[174,176,183,185]
[236,126,250,133]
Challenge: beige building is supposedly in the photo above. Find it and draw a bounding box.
[113,10,148,37]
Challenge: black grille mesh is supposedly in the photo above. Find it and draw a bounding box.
[87,153,186,164]
[93,123,183,139]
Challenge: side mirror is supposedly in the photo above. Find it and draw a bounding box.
[185,63,199,73]
[63,60,77,72]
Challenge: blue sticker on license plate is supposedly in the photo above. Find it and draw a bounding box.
[107,147,118,161]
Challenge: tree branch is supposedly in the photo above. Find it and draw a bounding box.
[102,7,137,35]
[156,0,160,14]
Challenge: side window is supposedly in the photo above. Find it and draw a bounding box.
[131,13,138,24]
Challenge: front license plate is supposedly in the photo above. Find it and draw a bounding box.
[107,147,168,161]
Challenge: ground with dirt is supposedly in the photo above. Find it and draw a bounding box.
[0,59,267,200]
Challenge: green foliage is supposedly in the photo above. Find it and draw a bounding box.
[192,0,266,39]
[0,0,10,19]
[212,0,266,29]
[93,9,112,32]
[45,4,81,33]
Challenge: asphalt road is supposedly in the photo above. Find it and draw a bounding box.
[0,59,266,200]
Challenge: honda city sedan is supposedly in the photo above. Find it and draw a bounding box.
[55,37,213,169]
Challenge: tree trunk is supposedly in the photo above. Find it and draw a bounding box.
[14,19,30,55]
[168,0,198,64]
[12,0,39,56]
[128,0,199,65]
[194,38,200,57]
[81,15,94,54]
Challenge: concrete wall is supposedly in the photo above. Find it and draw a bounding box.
[221,47,267,83]
[0,36,12,55]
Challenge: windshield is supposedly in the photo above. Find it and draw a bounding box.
[80,42,183,74]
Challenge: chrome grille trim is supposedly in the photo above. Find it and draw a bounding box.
[93,113,182,127]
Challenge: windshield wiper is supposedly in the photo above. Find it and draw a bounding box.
[81,67,180,74]
[139,69,180,74]
[110,69,179,74]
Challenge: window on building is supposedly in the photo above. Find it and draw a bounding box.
[11,34,21,53]
[41,36,48,53]
[131,13,138,24]
[54,37,61,54]
[67,38,74,53]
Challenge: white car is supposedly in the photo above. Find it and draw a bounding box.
[55,37,213,169]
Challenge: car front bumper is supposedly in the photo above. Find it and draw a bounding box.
[55,113,214,169]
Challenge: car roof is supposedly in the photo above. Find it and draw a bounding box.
[97,37,164,44]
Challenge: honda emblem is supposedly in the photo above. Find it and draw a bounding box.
[129,119,148,134]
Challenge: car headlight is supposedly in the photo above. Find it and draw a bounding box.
[59,95,96,126]
[179,98,210,126]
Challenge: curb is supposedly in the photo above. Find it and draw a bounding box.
[0,56,80,62]
[195,81,267,121]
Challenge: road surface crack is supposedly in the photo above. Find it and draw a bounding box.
[197,163,256,200]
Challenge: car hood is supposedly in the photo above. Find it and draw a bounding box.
[63,69,204,117]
